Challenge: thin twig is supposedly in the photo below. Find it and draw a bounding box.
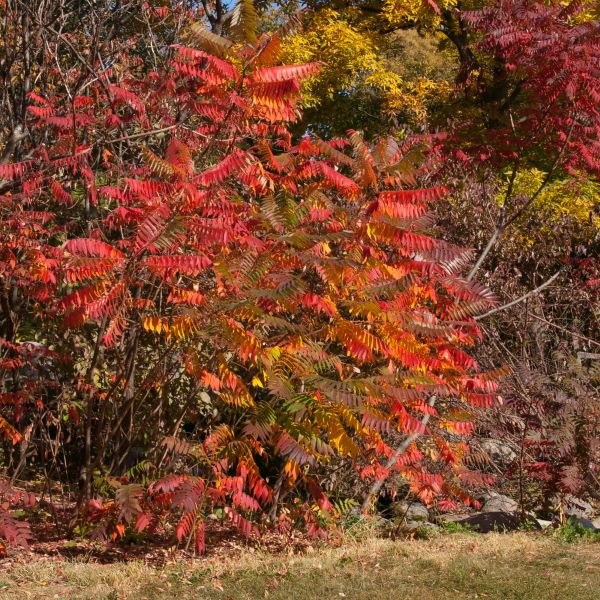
[475,267,566,319]
[527,314,600,348]
[361,396,437,514]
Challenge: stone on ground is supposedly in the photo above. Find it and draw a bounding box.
[481,492,518,513]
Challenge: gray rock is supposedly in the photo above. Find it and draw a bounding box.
[347,507,390,528]
[404,521,439,536]
[481,492,518,513]
[536,519,553,529]
[392,500,429,522]
[434,513,473,524]
[456,512,540,533]
[480,438,518,465]
[593,517,600,530]
[559,495,593,519]
[571,517,599,531]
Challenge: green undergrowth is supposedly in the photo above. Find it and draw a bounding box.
[553,518,600,544]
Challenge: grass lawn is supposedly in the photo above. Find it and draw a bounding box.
[0,532,599,599]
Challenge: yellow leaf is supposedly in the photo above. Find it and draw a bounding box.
[327,417,359,458]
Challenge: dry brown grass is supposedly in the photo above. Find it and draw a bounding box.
[0,532,599,599]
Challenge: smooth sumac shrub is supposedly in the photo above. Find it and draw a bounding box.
[0,10,498,551]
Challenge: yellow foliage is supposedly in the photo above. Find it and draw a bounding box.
[497,170,600,248]
[280,8,449,124]
[326,416,359,457]
[281,9,395,107]
[142,315,200,339]
[381,0,458,30]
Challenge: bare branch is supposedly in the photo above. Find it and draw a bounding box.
[475,267,566,320]
[361,396,437,514]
